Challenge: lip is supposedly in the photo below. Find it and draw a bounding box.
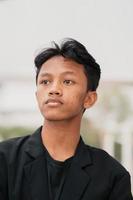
[45,99,63,105]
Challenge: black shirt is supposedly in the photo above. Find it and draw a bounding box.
[45,149,73,200]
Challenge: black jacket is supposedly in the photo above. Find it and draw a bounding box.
[0,127,132,200]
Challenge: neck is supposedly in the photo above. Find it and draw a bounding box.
[41,117,81,161]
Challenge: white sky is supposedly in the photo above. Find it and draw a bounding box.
[0,0,133,81]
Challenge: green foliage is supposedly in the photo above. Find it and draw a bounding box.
[81,117,102,148]
[0,126,33,141]
[114,142,122,162]
[99,86,132,123]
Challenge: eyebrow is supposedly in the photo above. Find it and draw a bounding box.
[39,71,76,77]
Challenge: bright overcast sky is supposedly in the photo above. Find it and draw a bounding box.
[0,0,133,81]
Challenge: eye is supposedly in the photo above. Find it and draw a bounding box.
[63,80,74,85]
[41,80,51,85]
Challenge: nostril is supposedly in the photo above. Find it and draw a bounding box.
[49,89,62,96]
[49,91,60,95]
[49,92,53,95]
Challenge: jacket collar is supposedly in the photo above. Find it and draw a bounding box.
[25,126,44,159]
[24,126,93,200]
[25,126,92,167]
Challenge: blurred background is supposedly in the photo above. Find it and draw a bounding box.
[0,0,133,192]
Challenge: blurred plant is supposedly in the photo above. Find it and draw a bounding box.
[102,86,131,122]
[0,126,33,141]
[81,117,102,148]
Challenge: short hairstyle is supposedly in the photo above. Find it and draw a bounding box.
[34,38,101,91]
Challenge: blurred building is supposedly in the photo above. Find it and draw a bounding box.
[0,75,42,128]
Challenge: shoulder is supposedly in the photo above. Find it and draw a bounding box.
[0,135,30,160]
[0,126,43,163]
[85,144,129,176]
[82,144,132,198]
[0,135,31,186]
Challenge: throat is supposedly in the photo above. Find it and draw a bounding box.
[41,122,80,161]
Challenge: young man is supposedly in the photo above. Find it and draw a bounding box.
[0,38,132,200]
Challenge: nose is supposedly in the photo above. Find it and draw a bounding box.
[48,82,62,96]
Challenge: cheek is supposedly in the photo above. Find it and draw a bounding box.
[67,90,86,107]
[36,90,45,106]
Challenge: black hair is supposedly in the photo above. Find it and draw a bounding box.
[34,38,101,91]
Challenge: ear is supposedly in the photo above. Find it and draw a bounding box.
[83,91,97,109]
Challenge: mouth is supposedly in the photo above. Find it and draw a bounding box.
[45,99,63,106]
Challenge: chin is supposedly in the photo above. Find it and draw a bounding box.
[42,111,63,120]
[43,112,81,122]
[44,116,62,121]
[44,114,68,121]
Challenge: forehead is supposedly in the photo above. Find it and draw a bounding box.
[39,56,86,76]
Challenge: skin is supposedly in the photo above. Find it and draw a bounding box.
[36,56,97,161]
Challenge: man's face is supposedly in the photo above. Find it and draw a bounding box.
[36,56,97,121]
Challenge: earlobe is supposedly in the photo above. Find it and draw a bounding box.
[84,91,97,109]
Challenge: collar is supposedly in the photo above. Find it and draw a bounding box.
[25,126,92,167]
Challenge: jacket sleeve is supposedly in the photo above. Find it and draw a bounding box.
[109,172,133,200]
[0,152,8,200]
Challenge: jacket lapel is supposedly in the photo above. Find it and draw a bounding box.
[23,127,92,200]
[60,138,92,200]
[24,126,50,200]
[24,156,49,200]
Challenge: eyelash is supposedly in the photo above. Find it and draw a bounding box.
[40,80,75,85]
[63,80,74,85]
[41,80,50,85]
